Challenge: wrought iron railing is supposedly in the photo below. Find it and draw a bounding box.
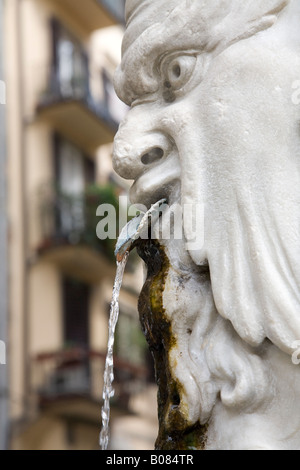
[38,66,119,132]
[32,348,149,407]
[38,183,119,261]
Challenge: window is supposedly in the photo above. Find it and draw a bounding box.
[53,134,95,238]
[52,19,89,99]
[63,277,90,348]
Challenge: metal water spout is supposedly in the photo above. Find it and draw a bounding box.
[115,199,167,261]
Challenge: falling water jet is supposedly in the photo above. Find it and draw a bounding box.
[99,250,129,451]
[100,199,167,450]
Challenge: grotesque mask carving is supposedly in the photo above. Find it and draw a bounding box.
[113,0,300,450]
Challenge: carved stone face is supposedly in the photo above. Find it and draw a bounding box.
[113,0,300,358]
[112,0,300,449]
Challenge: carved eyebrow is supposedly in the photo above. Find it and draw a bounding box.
[114,63,159,106]
[116,0,286,107]
[116,49,202,106]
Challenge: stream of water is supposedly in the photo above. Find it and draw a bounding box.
[99,251,130,451]
[99,200,166,450]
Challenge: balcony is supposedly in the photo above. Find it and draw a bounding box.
[33,348,149,408]
[37,184,119,283]
[37,69,118,153]
[50,0,125,32]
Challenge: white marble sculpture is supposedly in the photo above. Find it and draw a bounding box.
[113,0,300,450]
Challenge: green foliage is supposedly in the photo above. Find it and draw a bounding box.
[84,183,120,260]
[39,181,123,261]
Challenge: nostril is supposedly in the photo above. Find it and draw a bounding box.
[141,147,164,165]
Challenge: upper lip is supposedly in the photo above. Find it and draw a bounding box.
[129,151,181,208]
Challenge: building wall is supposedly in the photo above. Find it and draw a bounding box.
[22,0,52,120]
[6,0,26,420]
[0,0,9,451]
[11,401,101,450]
[29,262,62,355]
[26,123,53,250]
[6,0,126,421]
[5,0,158,451]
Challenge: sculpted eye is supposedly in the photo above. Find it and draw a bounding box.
[162,55,197,102]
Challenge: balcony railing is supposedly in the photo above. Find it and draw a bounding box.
[37,68,118,150]
[38,183,119,262]
[32,348,149,408]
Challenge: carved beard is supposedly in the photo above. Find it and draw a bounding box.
[186,151,300,356]
[138,180,300,448]
[165,166,300,434]
[138,215,274,446]
[151,168,300,434]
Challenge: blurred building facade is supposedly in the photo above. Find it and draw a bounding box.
[3,0,158,450]
[0,0,9,452]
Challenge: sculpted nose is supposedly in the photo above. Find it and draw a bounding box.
[113,126,168,180]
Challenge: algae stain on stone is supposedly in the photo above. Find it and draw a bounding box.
[137,240,208,450]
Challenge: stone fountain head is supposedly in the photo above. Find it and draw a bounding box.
[113,0,300,450]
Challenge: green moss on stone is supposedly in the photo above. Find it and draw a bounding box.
[137,240,208,450]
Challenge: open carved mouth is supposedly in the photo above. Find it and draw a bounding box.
[130,174,177,209]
